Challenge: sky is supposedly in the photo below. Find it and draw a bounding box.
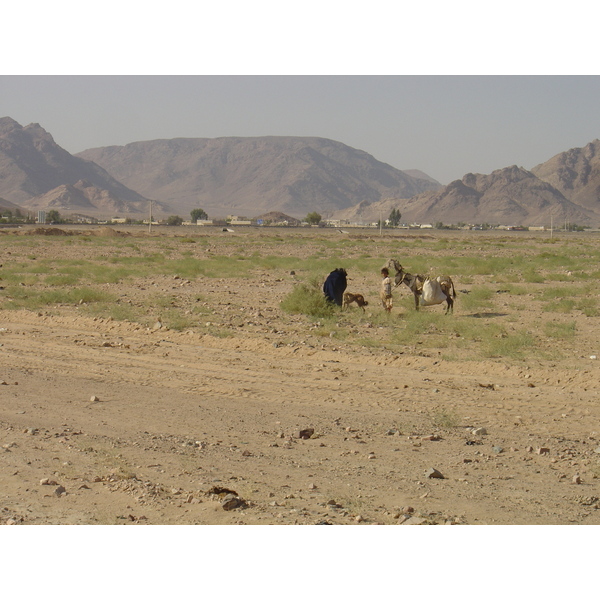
[2,2,600,186]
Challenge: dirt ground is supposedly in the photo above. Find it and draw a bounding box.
[1,225,600,527]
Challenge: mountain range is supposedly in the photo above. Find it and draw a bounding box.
[76,136,439,218]
[1,116,600,226]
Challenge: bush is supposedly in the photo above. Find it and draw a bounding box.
[167,215,183,226]
[280,278,335,318]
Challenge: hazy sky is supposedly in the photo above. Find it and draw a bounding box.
[2,3,599,185]
[2,75,600,184]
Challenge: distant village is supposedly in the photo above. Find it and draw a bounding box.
[0,208,590,232]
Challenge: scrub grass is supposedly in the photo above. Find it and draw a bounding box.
[2,227,600,364]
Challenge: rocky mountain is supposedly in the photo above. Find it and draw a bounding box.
[76,137,441,219]
[334,163,598,227]
[20,179,152,215]
[4,115,600,226]
[0,196,23,213]
[531,139,600,213]
[0,117,156,215]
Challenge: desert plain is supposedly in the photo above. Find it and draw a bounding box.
[1,224,600,526]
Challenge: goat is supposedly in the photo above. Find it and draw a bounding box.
[342,292,368,312]
[386,259,456,314]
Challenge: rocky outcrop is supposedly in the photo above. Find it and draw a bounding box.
[342,165,596,227]
[532,140,600,213]
[0,117,155,215]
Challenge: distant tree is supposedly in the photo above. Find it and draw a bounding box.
[190,208,208,222]
[306,212,322,225]
[167,215,183,226]
[388,208,402,227]
[47,209,61,224]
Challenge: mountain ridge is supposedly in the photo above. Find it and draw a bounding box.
[76,136,441,218]
[3,116,600,226]
[0,117,157,214]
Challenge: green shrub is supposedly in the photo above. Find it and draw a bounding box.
[280,278,336,318]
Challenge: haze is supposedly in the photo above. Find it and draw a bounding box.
[2,75,600,185]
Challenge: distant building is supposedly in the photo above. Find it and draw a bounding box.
[37,210,46,224]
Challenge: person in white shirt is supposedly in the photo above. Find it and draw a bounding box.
[380,267,393,313]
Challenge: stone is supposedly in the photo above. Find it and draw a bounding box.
[221,494,242,511]
[403,516,427,525]
[472,427,487,436]
[573,475,582,484]
[426,467,445,479]
[296,428,314,440]
[90,395,100,402]
[537,447,550,455]
[492,446,504,454]
[54,485,67,497]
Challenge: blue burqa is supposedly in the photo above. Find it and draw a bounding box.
[323,268,347,306]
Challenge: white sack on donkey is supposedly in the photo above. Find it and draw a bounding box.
[420,278,448,306]
[386,259,456,314]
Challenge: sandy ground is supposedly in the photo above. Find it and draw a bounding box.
[1,226,600,526]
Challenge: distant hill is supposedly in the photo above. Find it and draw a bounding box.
[0,117,159,216]
[77,137,441,219]
[372,166,600,225]
[334,162,599,227]
[399,166,595,226]
[0,196,23,212]
[531,139,600,214]
[253,211,301,225]
[21,179,153,216]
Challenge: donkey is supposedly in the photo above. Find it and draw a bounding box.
[386,259,456,314]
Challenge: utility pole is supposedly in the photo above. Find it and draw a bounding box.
[148,201,153,234]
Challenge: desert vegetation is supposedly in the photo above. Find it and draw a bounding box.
[2,226,598,362]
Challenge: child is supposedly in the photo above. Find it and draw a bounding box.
[380,267,393,313]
